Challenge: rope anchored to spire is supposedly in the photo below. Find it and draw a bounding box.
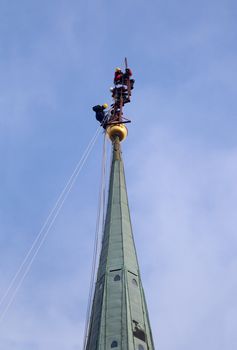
[0,126,103,324]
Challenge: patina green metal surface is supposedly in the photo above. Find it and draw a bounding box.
[86,137,155,350]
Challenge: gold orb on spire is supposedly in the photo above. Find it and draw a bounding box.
[106,124,128,142]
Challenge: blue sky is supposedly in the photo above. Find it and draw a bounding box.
[0,0,237,349]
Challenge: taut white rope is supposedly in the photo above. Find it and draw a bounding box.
[0,126,101,323]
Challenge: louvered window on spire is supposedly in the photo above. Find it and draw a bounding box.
[133,320,146,342]
[111,340,118,348]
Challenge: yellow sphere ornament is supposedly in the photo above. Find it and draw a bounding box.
[106,124,128,142]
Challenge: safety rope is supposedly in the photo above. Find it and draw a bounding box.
[82,132,108,349]
[0,126,102,324]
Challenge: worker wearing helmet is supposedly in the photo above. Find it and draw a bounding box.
[114,67,124,85]
[92,103,109,128]
[123,67,135,90]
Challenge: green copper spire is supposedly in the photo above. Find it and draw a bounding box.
[86,135,155,350]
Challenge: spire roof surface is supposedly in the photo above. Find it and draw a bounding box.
[86,136,155,350]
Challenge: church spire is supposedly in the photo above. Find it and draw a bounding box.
[85,129,155,350]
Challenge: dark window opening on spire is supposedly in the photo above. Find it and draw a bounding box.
[133,320,146,342]
[114,274,121,281]
[132,278,138,286]
[111,340,118,348]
